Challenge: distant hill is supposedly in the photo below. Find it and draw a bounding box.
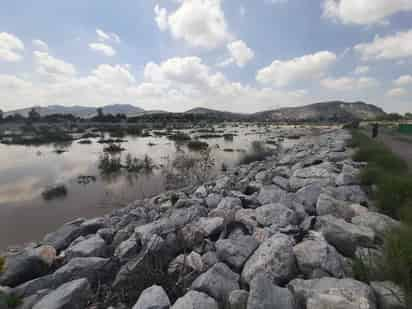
[5,104,145,118]
[251,101,385,122]
[185,107,247,119]
[4,101,385,122]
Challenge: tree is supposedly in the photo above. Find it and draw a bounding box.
[28,108,41,121]
[0,109,3,121]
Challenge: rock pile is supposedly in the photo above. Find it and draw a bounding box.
[0,128,405,309]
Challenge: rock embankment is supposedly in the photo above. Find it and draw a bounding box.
[0,128,406,309]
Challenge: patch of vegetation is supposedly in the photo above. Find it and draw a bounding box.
[223,133,235,141]
[0,291,21,308]
[350,130,411,218]
[197,134,223,139]
[223,148,234,152]
[78,139,92,144]
[167,132,191,141]
[98,153,122,174]
[187,140,209,151]
[42,185,68,201]
[239,141,275,165]
[103,143,125,154]
[350,130,412,306]
[0,256,5,273]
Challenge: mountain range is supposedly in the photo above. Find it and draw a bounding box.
[4,101,385,121]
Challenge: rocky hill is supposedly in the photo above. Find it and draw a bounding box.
[252,101,385,122]
[5,104,145,118]
[0,128,403,309]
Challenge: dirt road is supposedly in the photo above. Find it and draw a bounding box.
[369,129,412,170]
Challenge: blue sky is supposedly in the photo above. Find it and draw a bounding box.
[0,0,412,113]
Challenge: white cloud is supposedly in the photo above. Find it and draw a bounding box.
[33,51,76,80]
[0,55,311,113]
[239,5,246,17]
[96,29,120,43]
[256,51,337,87]
[386,87,408,97]
[89,43,116,57]
[226,40,254,67]
[154,0,231,49]
[394,75,412,86]
[0,32,24,62]
[353,65,369,75]
[323,0,412,25]
[354,30,412,61]
[32,39,48,51]
[91,64,135,86]
[321,76,379,90]
[154,5,168,31]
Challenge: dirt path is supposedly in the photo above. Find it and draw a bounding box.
[373,130,412,170]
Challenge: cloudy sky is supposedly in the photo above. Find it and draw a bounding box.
[1,0,412,113]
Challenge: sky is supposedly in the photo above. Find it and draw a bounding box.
[0,0,412,113]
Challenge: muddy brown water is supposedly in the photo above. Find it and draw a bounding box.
[0,125,297,249]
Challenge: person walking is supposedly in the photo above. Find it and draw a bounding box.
[372,123,379,138]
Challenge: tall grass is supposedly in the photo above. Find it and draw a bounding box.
[350,130,412,305]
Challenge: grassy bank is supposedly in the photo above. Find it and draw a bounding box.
[350,130,412,304]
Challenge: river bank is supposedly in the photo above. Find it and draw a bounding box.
[0,127,405,309]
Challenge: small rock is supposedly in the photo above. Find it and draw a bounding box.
[171,291,218,309]
[215,236,258,271]
[133,285,170,309]
[257,185,287,205]
[191,262,239,303]
[65,235,107,259]
[370,281,406,309]
[256,203,297,227]
[247,273,296,309]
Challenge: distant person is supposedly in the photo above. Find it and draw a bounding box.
[372,123,379,138]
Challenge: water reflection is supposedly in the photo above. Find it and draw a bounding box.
[0,124,289,248]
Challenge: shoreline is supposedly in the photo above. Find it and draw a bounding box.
[0,127,405,309]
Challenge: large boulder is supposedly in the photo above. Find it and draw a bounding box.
[215,236,259,271]
[32,278,91,309]
[317,215,375,257]
[228,290,248,309]
[247,273,296,309]
[209,197,242,221]
[0,252,50,287]
[43,219,86,252]
[335,164,360,186]
[191,263,239,303]
[352,212,400,241]
[133,285,170,309]
[114,236,141,262]
[171,291,218,309]
[13,257,112,298]
[370,281,406,309]
[255,203,298,227]
[293,232,350,278]
[112,235,175,302]
[322,185,368,205]
[241,233,296,285]
[65,235,107,259]
[257,186,287,205]
[316,194,367,221]
[289,277,377,309]
[295,183,323,214]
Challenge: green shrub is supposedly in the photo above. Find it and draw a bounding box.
[350,129,412,305]
[382,226,412,305]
